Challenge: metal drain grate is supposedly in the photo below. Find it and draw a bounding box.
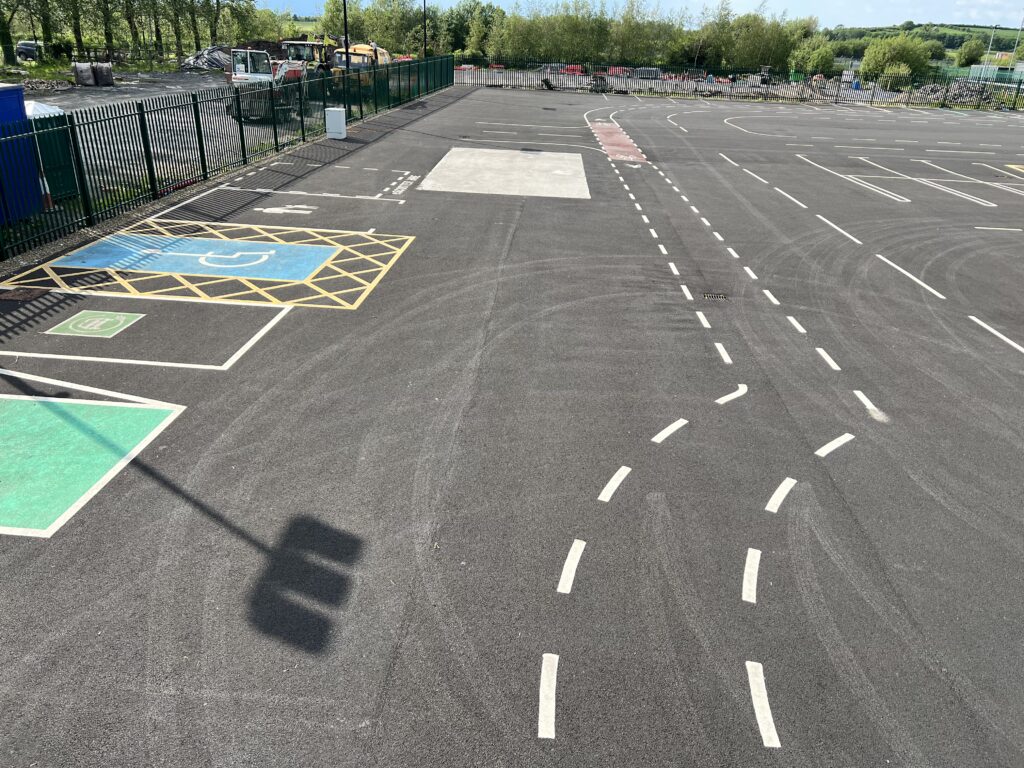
[703,292,728,300]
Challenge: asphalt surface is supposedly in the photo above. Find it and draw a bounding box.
[2,86,1024,767]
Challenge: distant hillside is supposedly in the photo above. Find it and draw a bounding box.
[828,22,1021,52]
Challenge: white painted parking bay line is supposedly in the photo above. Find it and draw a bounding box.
[713,231,724,241]
[975,226,1023,232]
[649,228,659,239]
[742,549,761,603]
[669,262,679,275]
[715,383,747,405]
[652,418,689,444]
[658,244,668,255]
[815,215,863,245]
[696,311,710,328]
[786,315,806,334]
[719,152,740,167]
[968,315,1024,355]
[763,289,780,305]
[557,540,587,594]
[680,285,693,301]
[727,247,740,259]
[715,343,733,365]
[765,477,797,513]
[875,254,946,300]
[743,168,769,184]
[744,266,758,280]
[598,466,632,502]
[538,654,559,739]
[815,433,855,457]
[746,661,781,748]
[816,347,841,371]
[854,390,889,423]
[700,217,711,227]
[774,187,807,208]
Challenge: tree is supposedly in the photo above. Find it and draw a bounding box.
[859,33,930,79]
[789,34,833,73]
[922,39,945,61]
[464,5,486,55]
[0,0,17,64]
[955,37,985,67]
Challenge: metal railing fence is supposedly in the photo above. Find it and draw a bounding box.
[0,56,454,261]
[453,56,1024,111]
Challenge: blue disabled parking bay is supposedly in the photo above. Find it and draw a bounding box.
[53,234,339,281]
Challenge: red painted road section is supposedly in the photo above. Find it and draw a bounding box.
[590,121,647,163]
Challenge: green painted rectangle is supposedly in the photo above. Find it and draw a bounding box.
[0,397,177,536]
[45,309,145,338]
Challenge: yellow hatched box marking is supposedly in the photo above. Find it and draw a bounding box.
[1,220,415,310]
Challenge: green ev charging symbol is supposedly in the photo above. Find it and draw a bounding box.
[45,310,145,339]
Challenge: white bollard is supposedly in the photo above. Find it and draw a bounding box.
[325,107,347,140]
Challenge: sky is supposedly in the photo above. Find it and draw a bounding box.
[277,0,1024,31]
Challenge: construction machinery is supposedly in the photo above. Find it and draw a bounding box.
[226,48,308,122]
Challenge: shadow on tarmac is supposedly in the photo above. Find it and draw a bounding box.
[0,289,88,342]
[2,372,363,654]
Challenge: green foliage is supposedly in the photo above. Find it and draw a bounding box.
[860,33,930,80]
[789,33,834,73]
[955,37,985,67]
[922,39,946,61]
[878,60,910,89]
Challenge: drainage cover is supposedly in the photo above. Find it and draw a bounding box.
[703,292,727,300]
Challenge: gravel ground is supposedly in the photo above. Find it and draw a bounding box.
[24,70,229,110]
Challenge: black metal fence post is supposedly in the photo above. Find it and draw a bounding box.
[234,87,248,165]
[191,93,209,180]
[298,78,306,143]
[66,113,96,226]
[136,101,159,199]
[269,82,280,152]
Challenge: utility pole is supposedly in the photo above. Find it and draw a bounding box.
[343,0,350,72]
[1013,11,1023,61]
[985,23,999,76]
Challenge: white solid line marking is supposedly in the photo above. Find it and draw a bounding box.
[814,432,855,458]
[713,231,724,241]
[968,315,1024,355]
[746,661,781,748]
[744,266,758,280]
[650,228,659,239]
[598,466,632,502]
[786,315,806,334]
[774,187,808,208]
[680,285,694,301]
[669,262,679,275]
[815,214,863,245]
[690,205,700,214]
[696,311,710,328]
[765,477,797,513]
[719,152,740,167]
[701,217,711,226]
[0,367,171,407]
[222,306,292,370]
[715,383,747,404]
[743,168,769,184]
[975,226,1023,232]
[727,247,740,259]
[658,244,668,255]
[651,418,689,444]
[854,390,890,423]
[538,654,559,738]
[925,149,995,154]
[742,549,762,603]
[763,289,780,305]
[816,347,841,371]
[557,540,587,594]
[715,342,732,364]
[875,254,946,300]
